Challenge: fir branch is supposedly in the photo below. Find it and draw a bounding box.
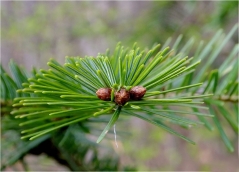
[10,42,211,144]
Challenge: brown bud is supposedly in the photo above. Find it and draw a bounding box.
[114,88,130,106]
[96,88,112,101]
[129,86,146,100]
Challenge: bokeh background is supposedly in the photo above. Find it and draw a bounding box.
[1,1,238,171]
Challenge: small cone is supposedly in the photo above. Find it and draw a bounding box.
[96,88,112,101]
[129,86,146,100]
[115,88,130,106]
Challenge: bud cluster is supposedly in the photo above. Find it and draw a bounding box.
[96,86,146,106]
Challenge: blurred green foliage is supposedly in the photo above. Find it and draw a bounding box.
[2,1,237,70]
